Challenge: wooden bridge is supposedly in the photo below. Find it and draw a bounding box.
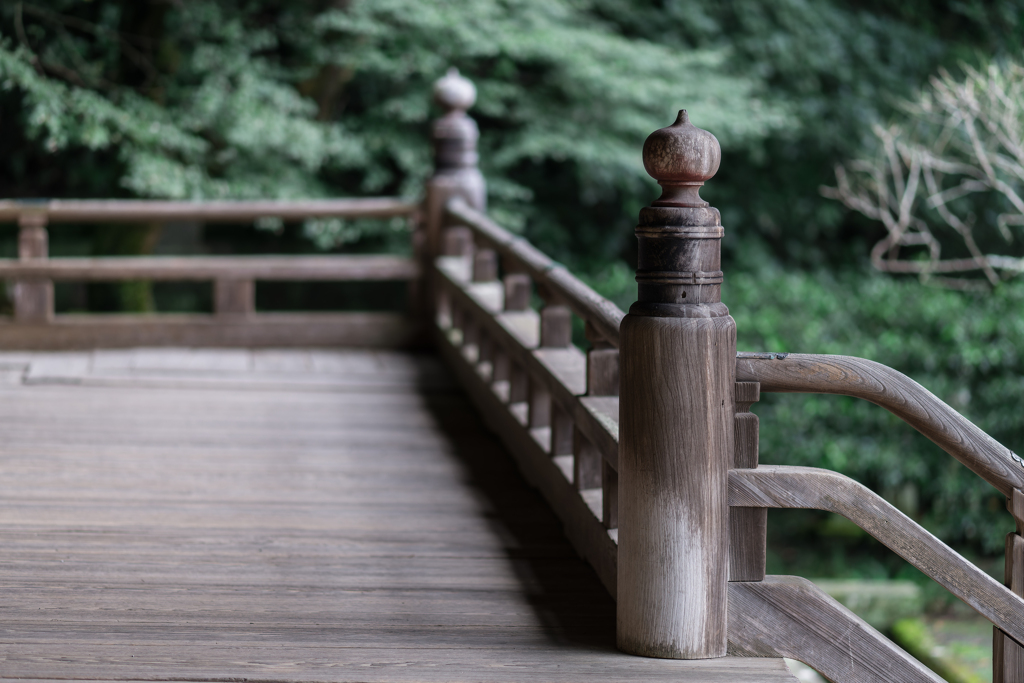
[0,69,1021,683]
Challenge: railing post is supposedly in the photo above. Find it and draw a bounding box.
[424,68,486,326]
[14,211,54,323]
[617,111,734,659]
[995,488,1024,682]
[214,279,255,317]
[730,381,766,581]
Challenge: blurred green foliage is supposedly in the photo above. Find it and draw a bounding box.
[0,0,1022,565]
[587,249,1024,561]
[2,0,1020,264]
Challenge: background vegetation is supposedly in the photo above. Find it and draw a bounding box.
[1,0,1023,577]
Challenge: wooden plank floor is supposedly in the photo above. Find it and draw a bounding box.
[0,349,796,682]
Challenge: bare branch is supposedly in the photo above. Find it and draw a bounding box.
[821,59,1024,290]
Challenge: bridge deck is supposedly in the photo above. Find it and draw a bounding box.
[0,348,795,682]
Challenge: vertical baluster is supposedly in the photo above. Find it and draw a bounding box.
[493,272,530,405]
[618,111,733,659]
[473,248,497,283]
[550,393,573,458]
[729,382,766,582]
[214,280,254,317]
[995,489,1024,683]
[551,407,574,460]
[441,226,473,347]
[503,273,531,311]
[602,463,618,530]
[472,247,498,378]
[586,321,619,396]
[14,212,53,323]
[530,300,571,444]
[443,226,474,260]
[582,321,620,528]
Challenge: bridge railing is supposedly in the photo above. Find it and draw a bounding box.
[0,198,419,348]
[422,70,1024,683]
[4,65,1022,683]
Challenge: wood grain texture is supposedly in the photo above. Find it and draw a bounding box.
[617,313,736,659]
[0,197,418,222]
[730,382,765,582]
[736,353,1024,497]
[0,313,417,350]
[994,531,1024,683]
[1011,488,1024,533]
[729,465,1024,645]
[728,576,944,683]
[0,254,420,282]
[0,348,796,683]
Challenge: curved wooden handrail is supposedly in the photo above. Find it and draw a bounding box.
[730,465,1024,646]
[736,353,1024,497]
[0,197,418,223]
[445,196,625,347]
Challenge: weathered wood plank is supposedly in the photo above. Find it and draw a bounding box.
[736,353,1024,497]
[730,465,1024,645]
[0,312,417,350]
[0,197,418,222]
[730,381,765,582]
[618,312,736,659]
[728,576,943,682]
[0,349,796,682]
[0,254,419,281]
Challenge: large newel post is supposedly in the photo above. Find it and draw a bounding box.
[617,110,735,659]
[424,68,486,257]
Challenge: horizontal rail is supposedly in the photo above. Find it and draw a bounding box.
[445,196,624,347]
[736,353,1024,497]
[0,312,416,349]
[0,198,418,223]
[0,255,418,281]
[730,465,1024,646]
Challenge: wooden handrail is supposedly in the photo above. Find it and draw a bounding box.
[730,465,1024,646]
[0,197,418,222]
[736,353,1024,497]
[0,255,418,281]
[444,196,625,347]
[729,577,944,683]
